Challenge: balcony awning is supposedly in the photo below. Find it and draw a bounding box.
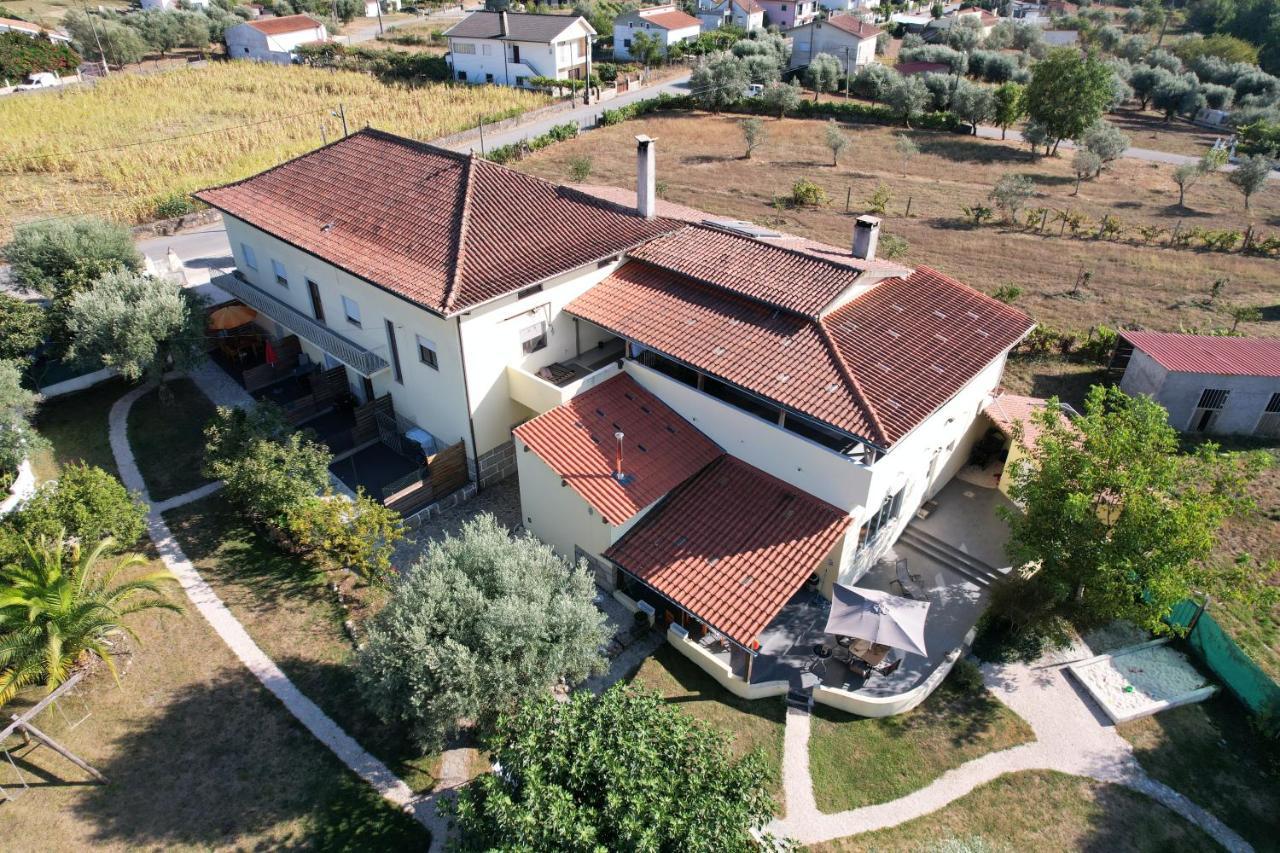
[214,272,389,377]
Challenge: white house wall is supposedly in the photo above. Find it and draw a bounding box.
[1121,350,1280,435]
[613,21,701,59]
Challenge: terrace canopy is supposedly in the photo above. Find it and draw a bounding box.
[824,584,930,657]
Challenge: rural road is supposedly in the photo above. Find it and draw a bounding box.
[343,3,481,44]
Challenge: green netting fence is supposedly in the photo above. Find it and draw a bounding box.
[1167,599,1280,716]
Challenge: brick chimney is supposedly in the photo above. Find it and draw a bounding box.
[499,10,509,36]
[635,134,656,220]
[852,214,881,261]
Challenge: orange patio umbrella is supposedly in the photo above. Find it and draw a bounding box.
[208,304,258,331]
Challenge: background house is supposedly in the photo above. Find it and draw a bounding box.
[696,0,766,32]
[613,5,702,61]
[756,0,817,29]
[788,14,881,72]
[225,14,327,64]
[444,10,594,86]
[0,16,71,42]
[1113,331,1280,437]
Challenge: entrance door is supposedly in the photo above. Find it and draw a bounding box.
[511,44,520,63]
[361,375,375,403]
[307,279,325,323]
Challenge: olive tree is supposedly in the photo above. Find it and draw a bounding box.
[1072,149,1103,194]
[690,52,749,112]
[886,74,930,128]
[741,117,766,158]
[1227,153,1274,211]
[3,217,141,299]
[989,173,1035,221]
[805,52,842,102]
[1078,121,1130,176]
[952,79,996,135]
[760,79,800,118]
[823,119,849,165]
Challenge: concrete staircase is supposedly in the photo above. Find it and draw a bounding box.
[897,526,1005,589]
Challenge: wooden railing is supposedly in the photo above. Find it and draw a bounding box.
[383,440,469,516]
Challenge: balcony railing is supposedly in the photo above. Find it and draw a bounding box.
[507,360,622,415]
[216,272,389,377]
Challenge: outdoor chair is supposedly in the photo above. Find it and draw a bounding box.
[890,559,927,600]
[876,658,902,677]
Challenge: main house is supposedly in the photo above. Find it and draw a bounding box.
[696,0,766,32]
[195,129,1032,708]
[444,11,595,87]
[224,14,328,64]
[788,14,881,72]
[612,5,702,61]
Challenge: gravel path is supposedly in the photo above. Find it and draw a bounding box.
[110,379,448,848]
[770,657,1252,852]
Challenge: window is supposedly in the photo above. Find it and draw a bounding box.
[306,279,325,323]
[457,70,467,81]
[385,320,403,384]
[454,42,475,54]
[638,348,698,388]
[1256,392,1280,438]
[417,335,438,369]
[520,319,548,355]
[859,488,904,547]
[1189,387,1229,432]
[517,284,542,300]
[481,43,492,55]
[240,242,258,270]
[485,72,494,83]
[341,295,361,327]
[271,258,288,287]
[516,75,527,86]
[624,38,631,47]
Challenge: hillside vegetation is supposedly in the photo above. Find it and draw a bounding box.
[0,63,550,233]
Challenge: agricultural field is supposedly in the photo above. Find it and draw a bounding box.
[0,63,551,235]
[0,0,129,26]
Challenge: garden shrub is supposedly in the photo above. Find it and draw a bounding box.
[791,178,827,207]
[1079,325,1118,363]
[948,658,985,693]
[9,463,147,551]
[0,360,43,484]
[213,433,331,529]
[285,489,404,584]
[202,402,291,477]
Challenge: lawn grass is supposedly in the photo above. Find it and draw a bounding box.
[628,643,787,806]
[0,549,429,851]
[808,677,1035,813]
[1117,694,1280,850]
[162,494,440,793]
[810,769,1218,852]
[125,378,217,501]
[31,377,130,482]
[517,112,1278,340]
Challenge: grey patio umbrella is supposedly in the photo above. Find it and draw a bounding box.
[824,584,930,657]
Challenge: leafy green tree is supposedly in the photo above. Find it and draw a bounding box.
[1152,71,1206,120]
[823,118,849,165]
[64,270,207,399]
[1227,152,1274,211]
[1071,149,1103,194]
[1022,119,1051,157]
[804,52,842,102]
[201,402,291,476]
[1128,64,1174,109]
[211,433,332,528]
[741,116,766,158]
[886,74,930,128]
[9,464,147,553]
[760,79,800,118]
[629,29,663,66]
[0,535,182,706]
[0,32,81,81]
[1172,33,1259,66]
[989,173,1035,221]
[1025,48,1114,153]
[852,62,896,106]
[1078,121,1130,175]
[689,52,749,112]
[63,10,148,66]
[452,686,780,852]
[952,79,996,135]
[286,490,405,584]
[992,81,1025,140]
[3,217,141,299]
[356,514,607,749]
[0,360,41,476]
[1001,385,1274,636]
[0,295,47,365]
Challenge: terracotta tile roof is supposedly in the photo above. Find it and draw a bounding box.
[195,129,679,315]
[567,260,883,442]
[442,11,591,41]
[1119,331,1280,378]
[733,0,765,14]
[605,455,851,646]
[635,6,703,29]
[823,14,882,38]
[512,373,722,525]
[247,14,323,34]
[568,262,1032,447]
[822,267,1034,443]
[984,393,1069,449]
[0,16,42,33]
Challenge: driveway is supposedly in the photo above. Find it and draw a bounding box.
[343,4,479,43]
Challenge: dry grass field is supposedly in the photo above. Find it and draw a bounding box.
[518,111,1279,339]
[0,63,550,235]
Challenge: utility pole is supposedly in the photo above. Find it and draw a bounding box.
[376,0,385,34]
[81,1,109,76]
[844,47,850,97]
[478,115,486,155]
[583,35,593,105]
[334,103,348,136]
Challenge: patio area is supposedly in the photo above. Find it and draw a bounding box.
[329,442,424,501]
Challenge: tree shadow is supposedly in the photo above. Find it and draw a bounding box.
[1161,203,1215,218]
[1258,304,1280,322]
[627,643,786,730]
[680,153,730,166]
[916,136,1032,165]
[72,665,428,850]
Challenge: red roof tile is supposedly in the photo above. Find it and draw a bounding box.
[605,455,851,646]
[824,14,882,38]
[512,373,722,525]
[984,393,1069,449]
[195,129,679,316]
[247,14,323,34]
[1119,331,1280,378]
[637,6,702,28]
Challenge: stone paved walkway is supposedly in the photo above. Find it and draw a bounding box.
[770,657,1252,852]
[110,379,449,849]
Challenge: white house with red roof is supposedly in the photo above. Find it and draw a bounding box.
[0,16,70,43]
[613,5,702,60]
[196,130,1033,713]
[756,0,818,30]
[224,14,328,64]
[696,0,766,31]
[788,13,881,72]
[1114,331,1280,437]
[443,11,596,87]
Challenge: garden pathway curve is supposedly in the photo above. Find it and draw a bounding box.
[109,379,449,850]
[770,659,1252,852]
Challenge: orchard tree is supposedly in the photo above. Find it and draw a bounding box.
[64,270,207,400]
[1227,153,1274,211]
[1024,48,1114,154]
[1072,149,1103,194]
[992,81,1025,140]
[894,132,919,175]
[1171,146,1226,208]
[824,119,849,165]
[3,217,141,299]
[805,52,842,102]
[852,62,896,106]
[760,79,800,118]
[357,514,608,749]
[989,173,1035,221]
[886,74,930,128]
[740,117,766,158]
[1078,120,1130,176]
[952,79,996,135]
[452,686,781,852]
[1001,385,1274,637]
[689,52,748,112]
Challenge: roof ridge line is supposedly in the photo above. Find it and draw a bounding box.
[442,153,478,312]
[814,318,890,447]
[685,222,873,281]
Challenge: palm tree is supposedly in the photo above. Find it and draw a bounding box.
[0,535,182,706]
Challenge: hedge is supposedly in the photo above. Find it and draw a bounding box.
[599,91,963,132]
[484,121,580,165]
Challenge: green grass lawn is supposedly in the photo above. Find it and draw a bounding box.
[812,770,1218,852]
[628,643,787,806]
[162,495,440,793]
[1117,694,1280,850]
[808,676,1035,813]
[125,378,217,501]
[31,378,130,482]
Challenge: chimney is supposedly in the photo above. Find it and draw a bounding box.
[614,431,625,480]
[499,10,508,36]
[852,214,881,261]
[635,134,656,220]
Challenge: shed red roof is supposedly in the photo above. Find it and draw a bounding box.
[247,14,322,34]
[984,393,1069,449]
[512,373,722,525]
[195,129,679,316]
[605,455,851,646]
[637,6,702,28]
[823,14,882,38]
[1120,331,1280,378]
